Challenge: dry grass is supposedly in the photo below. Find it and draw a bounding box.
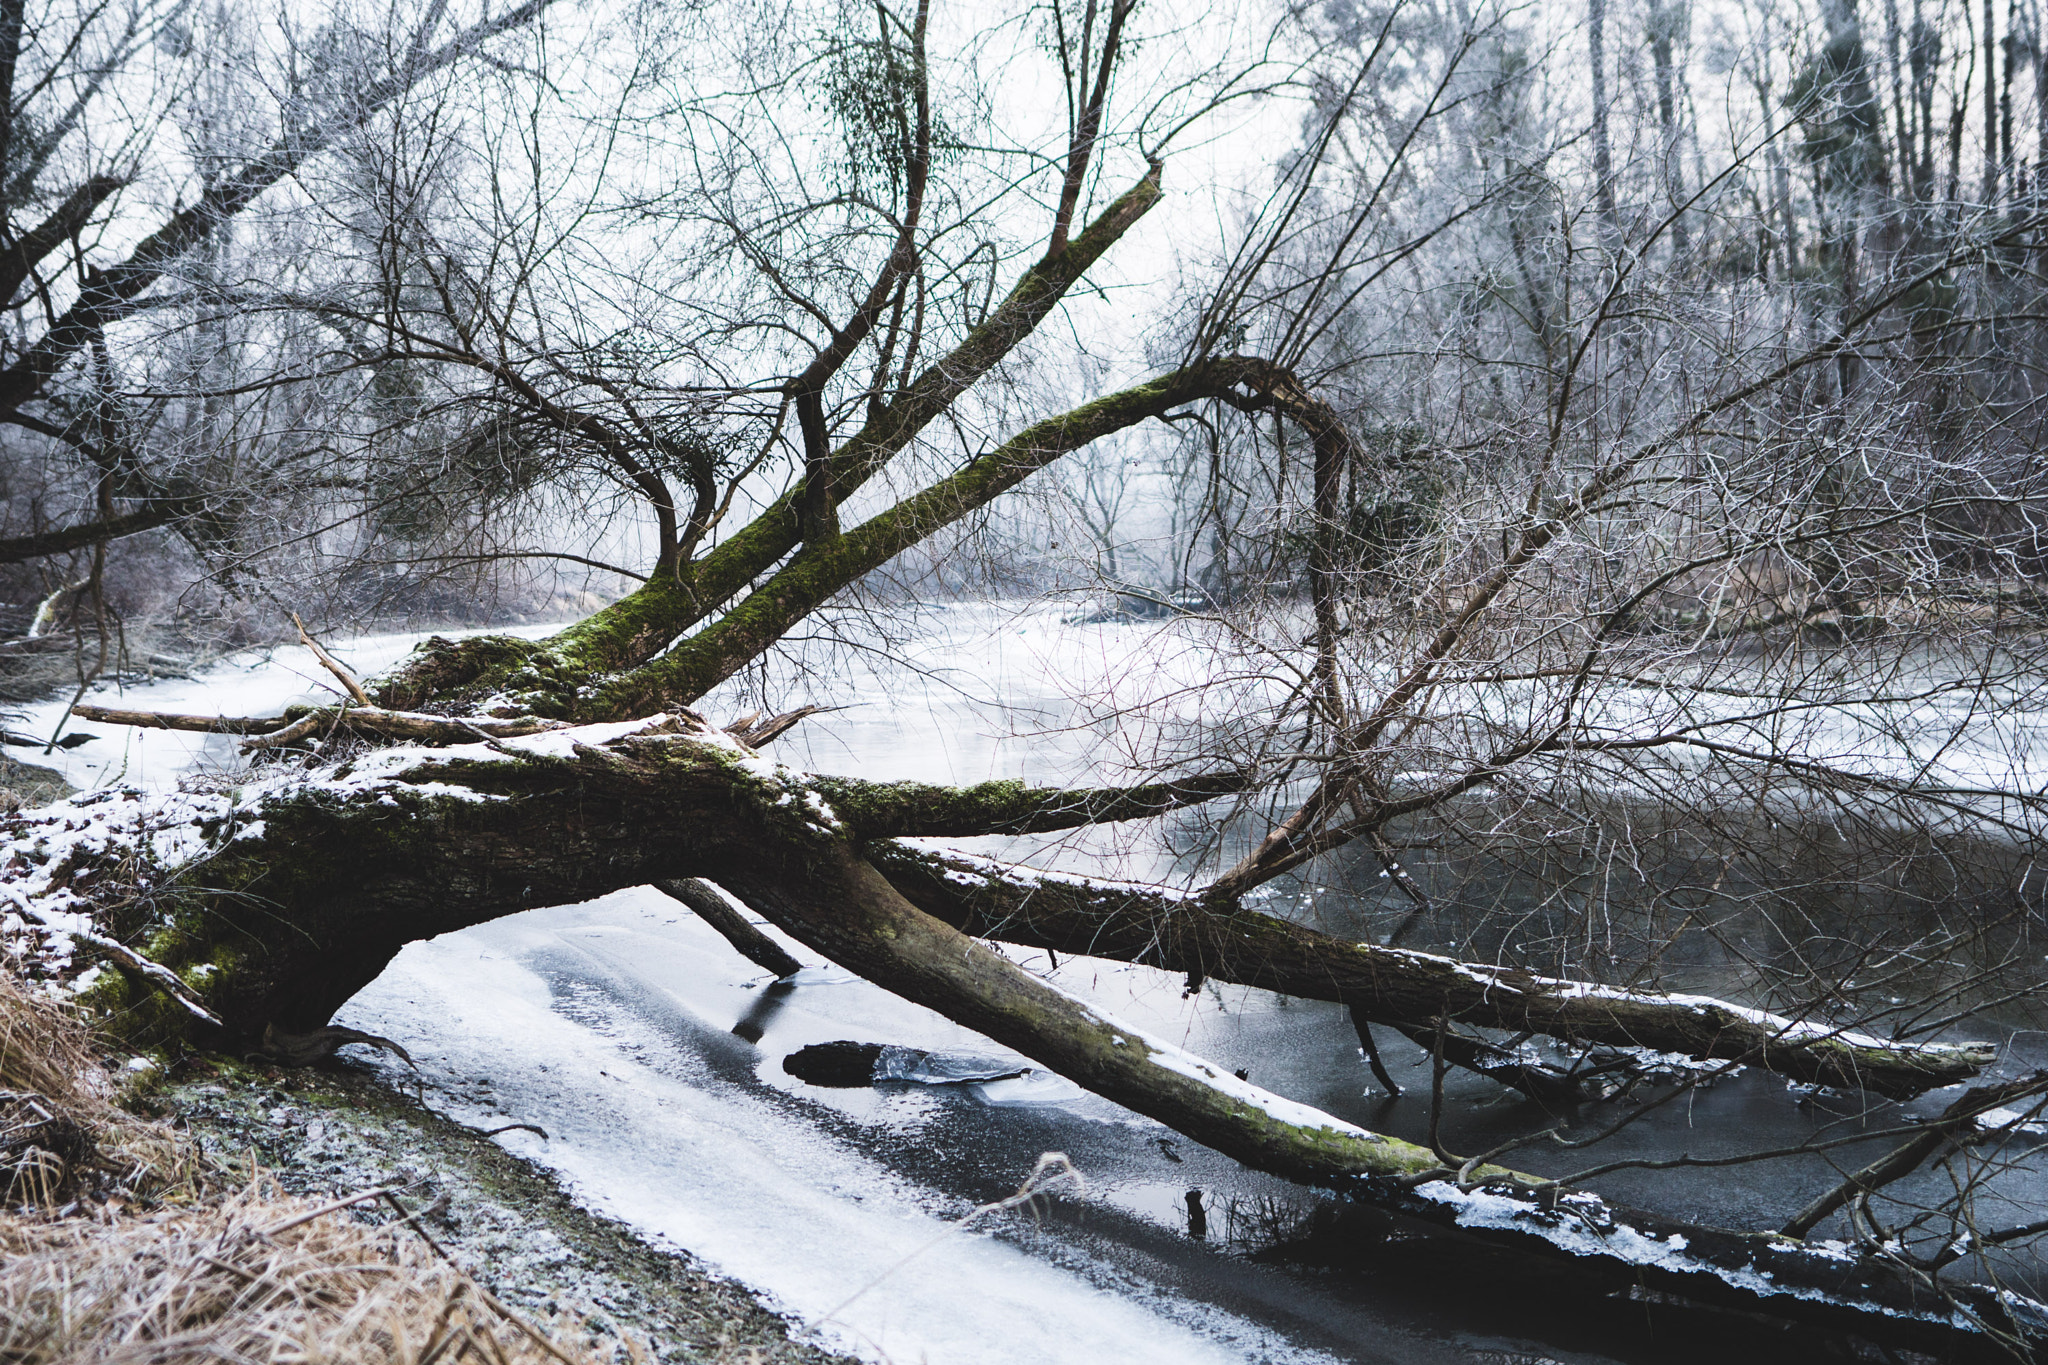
[0,964,639,1365]
[0,963,196,1211]
[0,1178,643,1364]
[0,965,95,1102]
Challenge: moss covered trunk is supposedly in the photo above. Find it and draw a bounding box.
[1,717,2031,1351]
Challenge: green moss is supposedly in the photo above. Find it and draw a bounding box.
[73,964,136,1016]
[142,925,190,964]
[369,632,548,712]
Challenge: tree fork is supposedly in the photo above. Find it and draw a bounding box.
[588,357,1274,714]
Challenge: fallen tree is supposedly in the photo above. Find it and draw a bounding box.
[0,3,2042,1354]
[0,711,2035,1353]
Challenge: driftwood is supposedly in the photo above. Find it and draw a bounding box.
[723,704,839,748]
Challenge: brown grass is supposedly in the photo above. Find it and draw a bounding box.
[0,1178,643,1364]
[0,964,638,1364]
[0,964,95,1102]
[0,963,196,1211]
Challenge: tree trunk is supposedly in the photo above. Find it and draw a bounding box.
[1,715,2027,1349]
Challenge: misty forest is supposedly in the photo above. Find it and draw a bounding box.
[3,0,2048,1360]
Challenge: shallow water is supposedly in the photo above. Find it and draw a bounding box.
[26,604,2048,1363]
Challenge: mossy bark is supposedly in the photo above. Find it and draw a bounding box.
[12,725,776,1037]
[867,844,1993,1099]
[366,171,1172,722]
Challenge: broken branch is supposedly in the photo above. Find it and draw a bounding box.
[68,704,294,734]
[293,613,371,705]
[655,878,803,978]
[1780,1073,2048,1239]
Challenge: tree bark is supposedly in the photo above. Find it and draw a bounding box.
[867,845,1993,1099]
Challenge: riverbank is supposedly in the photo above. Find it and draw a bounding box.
[156,1055,855,1363]
[0,958,853,1365]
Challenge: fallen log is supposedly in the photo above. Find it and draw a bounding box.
[867,844,1995,1099]
[0,718,2026,1352]
[7,719,1993,1102]
[809,769,1252,836]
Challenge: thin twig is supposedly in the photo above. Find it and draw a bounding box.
[258,1185,403,1237]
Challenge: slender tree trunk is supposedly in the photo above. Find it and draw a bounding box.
[1647,0,1689,256]
[1988,0,2001,202]
[1589,0,1619,237]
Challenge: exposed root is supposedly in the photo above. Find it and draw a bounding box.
[256,1023,419,1069]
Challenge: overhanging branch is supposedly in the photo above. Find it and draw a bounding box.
[0,497,202,563]
[813,770,1249,838]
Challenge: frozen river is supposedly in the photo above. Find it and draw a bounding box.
[21,603,2048,1363]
